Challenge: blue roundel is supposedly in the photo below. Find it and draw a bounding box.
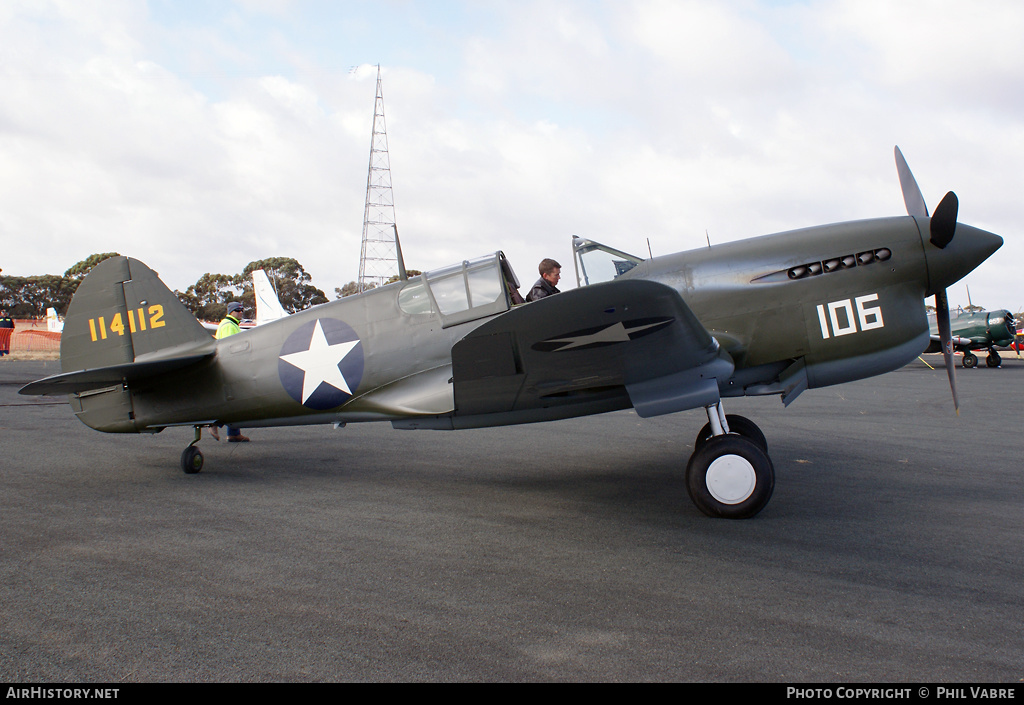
[278,318,364,410]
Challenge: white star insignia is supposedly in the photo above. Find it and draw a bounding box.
[279,320,360,403]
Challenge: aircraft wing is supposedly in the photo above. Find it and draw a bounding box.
[451,279,734,422]
[926,333,974,354]
[930,334,973,345]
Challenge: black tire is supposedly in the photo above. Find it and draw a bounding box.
[986,352,1001,367]
[694,414,768,454]
[686,435,774,519]
[181,446,203,474]
[962,352,978,368]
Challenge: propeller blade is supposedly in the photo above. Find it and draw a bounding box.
[930,191,959,249]
[935,289,959,415]
[895,146,929,218]
[1014,312,1022,358]
[1014,315,1022,358]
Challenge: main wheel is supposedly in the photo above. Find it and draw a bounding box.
[181,446,204,474]
[962,352,978,368]
[694,414,768,454]
[986,351,1001,367]
[686,435,774,519]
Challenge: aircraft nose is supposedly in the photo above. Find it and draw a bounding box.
[924,222,1003,296]
[1002,311,1017,339]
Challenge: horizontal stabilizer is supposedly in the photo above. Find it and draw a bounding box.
[22,255,217,396]
[20,350,213,396]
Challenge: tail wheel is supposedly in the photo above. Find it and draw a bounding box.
[694,414,768,454]
[686,435,774,519]
[181,446,203,474]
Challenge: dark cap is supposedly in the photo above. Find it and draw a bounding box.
[226,302,243,314]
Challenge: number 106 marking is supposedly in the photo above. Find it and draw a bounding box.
[817,294,884,339]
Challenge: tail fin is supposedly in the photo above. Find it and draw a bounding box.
[46,307,64,332]
[252,269,289,326]
[61,256,211,373]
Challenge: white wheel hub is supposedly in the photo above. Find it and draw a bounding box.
[705,454,756,504]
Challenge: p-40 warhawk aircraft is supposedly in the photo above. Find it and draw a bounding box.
[21,148,1003,518]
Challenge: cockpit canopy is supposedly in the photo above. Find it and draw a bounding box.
[399,252,521,328]
[572,235,644,287]
[395,238,647,328]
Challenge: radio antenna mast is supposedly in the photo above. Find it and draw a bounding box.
[357,65,399,292]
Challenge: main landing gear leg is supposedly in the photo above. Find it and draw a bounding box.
[685,401,774,519]
[181,426,204,474]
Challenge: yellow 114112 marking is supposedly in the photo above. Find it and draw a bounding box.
[87,305,165,342]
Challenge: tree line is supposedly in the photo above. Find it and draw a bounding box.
[0,253,424,320]
[0,253,120,318]
[178,256,330,321]
[0,254,351,321]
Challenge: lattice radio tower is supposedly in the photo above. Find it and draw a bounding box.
[358,65,399,292]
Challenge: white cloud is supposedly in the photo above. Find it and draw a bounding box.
[0,0,1019,312]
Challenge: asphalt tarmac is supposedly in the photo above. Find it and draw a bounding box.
[1,357,1022,682]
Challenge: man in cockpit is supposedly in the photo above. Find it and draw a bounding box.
[526,259,561,302]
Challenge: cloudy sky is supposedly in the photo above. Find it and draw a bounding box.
[1,0,1020,310]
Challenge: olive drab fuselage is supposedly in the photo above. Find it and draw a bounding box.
[50,210,1000,435]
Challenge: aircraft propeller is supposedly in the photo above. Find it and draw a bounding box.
[895,146,960,413]
[1014,311,1023,358]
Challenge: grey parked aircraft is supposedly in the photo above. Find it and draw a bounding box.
[21,147,1002,518]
